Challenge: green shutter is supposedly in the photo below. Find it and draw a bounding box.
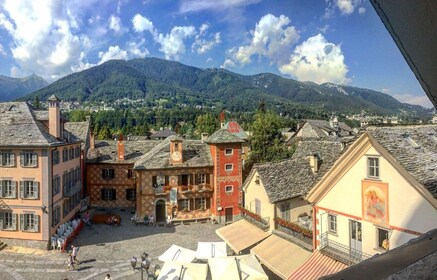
[33,181,39,199]
[34,215,39,232]
[0,213,3,229]
[20,152,24,167]
[0,153,3,166]
[12,213,17,230]
[11,181,16,198]
[20,181,24,198]
[20,214,24,231]
[32,153,37,167]
[10,153,15,166]
[0,181,3,198]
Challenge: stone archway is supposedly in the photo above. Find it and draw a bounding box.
[155,199,166,223]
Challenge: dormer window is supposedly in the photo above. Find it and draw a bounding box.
[368,157,380,179]
[225,148,233,155]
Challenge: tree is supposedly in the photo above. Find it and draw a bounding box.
[195,113,219,136]
[33,96,41,109]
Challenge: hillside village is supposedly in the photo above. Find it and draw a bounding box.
[0,95,436,279]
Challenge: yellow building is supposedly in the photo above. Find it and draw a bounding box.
[307,125,437,265]
[0,96,86,249]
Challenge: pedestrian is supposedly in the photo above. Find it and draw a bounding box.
[105,273,112,280]
[67,253,76,271]
[143,254,150,272]
[71,244,80,264]
[130,256,137,271]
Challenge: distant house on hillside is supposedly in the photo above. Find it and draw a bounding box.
[287,116,355,146]
[150,128,176,140]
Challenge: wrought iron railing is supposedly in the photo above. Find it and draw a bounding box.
[239,207,270,230]
[320,232,372,265]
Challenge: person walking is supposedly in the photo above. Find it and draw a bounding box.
[71,244,80,264]
[67,253,76,271]
[104,273,112,280]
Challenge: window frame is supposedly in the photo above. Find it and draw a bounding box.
[101,188,116,201]
[20,213,39,232]
[280,203,290,221]
[225,185,233,194]
[178,199,190,211]
[376,227,390,250]
[224,148,233,155]
[102,168,115,180]
[0,212,17,230]
[1,180,17,198]
[20,180,39,199]
[367,157,380,179]
[53,175,60,196]
[197,173,207,184]
[0,151,15,167]
[126,188,136,201]
[52,206,61,226]
[224,164,233,171]
[21,151,37,167]
[328,214,337,234]
[52,150,60,165]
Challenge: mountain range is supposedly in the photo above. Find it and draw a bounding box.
[20,58,432,117]
[0,74,48,102]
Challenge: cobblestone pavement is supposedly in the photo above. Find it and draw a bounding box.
[0,208,224,280]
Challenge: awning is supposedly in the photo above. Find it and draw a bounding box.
[216,219,271,253]
[208,254,268,280]
[287,250,348,280]
[251,235,312,279]
[158,245,197,263]
[195,242,227,259]
[157,261,208,280]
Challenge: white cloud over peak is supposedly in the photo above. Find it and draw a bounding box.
[132,14,156,35]
[179,0,260,13]
[98,45,128,64]
[279,34,349,84]
[324,0,364,18]
[156,26,196,60]
[227,14,300,66]
[109,15,122,32]
[127,39,149,58]
[391,93,433,108]
[0,43,6,56]
[192,30,221,54]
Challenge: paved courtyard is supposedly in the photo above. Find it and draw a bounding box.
[0,208,224,280]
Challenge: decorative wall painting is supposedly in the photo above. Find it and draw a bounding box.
[362,180,389,226]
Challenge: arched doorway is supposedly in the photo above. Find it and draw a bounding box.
[155,200,166,223]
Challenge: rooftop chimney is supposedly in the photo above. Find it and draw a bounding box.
[170,138,183,164]
[201,133,209,142]
[48,95,61,138]
[329,115,339,129]
[309,153,321,173]
[89,130,95,150]
[220,111,226,129]
[117,134,125,161]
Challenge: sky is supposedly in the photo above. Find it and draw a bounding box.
[0,0,433,108]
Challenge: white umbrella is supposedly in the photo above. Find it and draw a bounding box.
[196,242,227,259]
[208,255,268,280]
[157,262,208,280]
[158,244,197,263]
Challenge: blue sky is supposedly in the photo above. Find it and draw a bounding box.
[0,0,432,107]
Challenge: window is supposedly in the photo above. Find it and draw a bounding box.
[225,164,233,171]
[225,148,233,155]
[52,150,60,165]
[53,206,61,226]
[20,181,39,199]
[63,200,69,217]
[377,228,389,250]
[195,197,208,210]
[255,199,261,215]
[178,199,190,211]
[20,213,39,232]
[0,180,17,198]
[197,174,207,184]
[280,203,290,221]
[20,152,37,167]
[126,188,136,201]
[53,176,60,195]
[225,185,233,193]
[101,189,116,201]
[0,151,15,167]
[102,168,115,179]
[0,212,17,230]
[328,214,337,234]
[368,157,380,178]
[75,146,80,158]
[69,148,74,160]
[153,175,167,187]
[127,169,133,179]
[62,149,68,162]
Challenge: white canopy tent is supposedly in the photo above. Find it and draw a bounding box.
[158,244,197,263]
[157,262,208,280]
[208,254,268,280]
[196,242,227,259]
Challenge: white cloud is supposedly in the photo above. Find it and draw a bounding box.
[279,34,349,84]
[227,14,300,67]
[179,0,260,13]
[98,45,128,64]
[0,43,6,56]
[324,0,364,17]
[221,58,236,68]
[391,93,434,108]
[127,39,149,58]
[358,7,366,15]
[336,0,357,15]
[199,23,209,35]
[382,88,390,93]
[192,32,221,54]
[109,15,122,32]
[156,26,196,60]
[131,14,156,35]
[318,24,329,34]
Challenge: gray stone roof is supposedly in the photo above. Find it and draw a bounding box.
[224,121,249,140]
[64,121,90,149]
[150,129,176,139]
[367,125,437,198]
[47,95,60,101]
[244,140,344,203]
[87,140,160,163]
[134,136,213,170]
[287,119,354,144]
[204,129,245,144]
[0,102,73,147]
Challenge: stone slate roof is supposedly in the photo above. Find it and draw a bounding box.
[134,136,213,170]
[87,140,160,164]
[244,140,344,203]
[287,119,354,144]
[0,102,74,147]
[224,121,249,140]
[204,129,245,144]
[64,121,90,149]
[367,125,437,198]
[150,129,176,139]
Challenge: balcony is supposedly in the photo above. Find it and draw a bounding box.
[274,217,313,247]
[154,184,213,195]
[320,232,372,265]
[239,207,270,231]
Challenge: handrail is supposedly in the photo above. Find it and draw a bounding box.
[320,232,372,265]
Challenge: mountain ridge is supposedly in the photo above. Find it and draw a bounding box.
[0,74,48,101]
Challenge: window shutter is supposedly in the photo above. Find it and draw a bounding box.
[165,176,169,185]
[102,169,105,178]
[0,181,3,198]
[20,214,24,231]
[34,215,39,232]
[33,181,39,199]
[0,153,3,166]
[206,174,210,184]
[12,213,17,230]
[101,189,105,200]
[20,153,24,167]
[10,153,15,166]
[20,181,24,198]
[0,213,3,229]
[32,153,37,167]
[110,169,115,179]
[112,189,116,200]
[11,181,16,198]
